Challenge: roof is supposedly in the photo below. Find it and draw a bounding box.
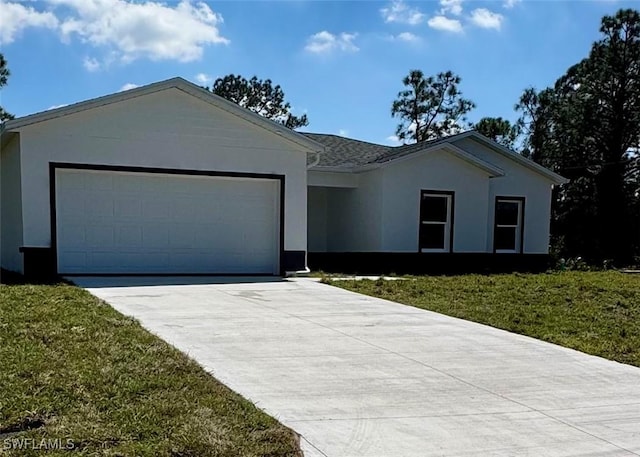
[302,132,471,167]
[1,77,325,154]
[303,130,568,185]
[301,133,391,167]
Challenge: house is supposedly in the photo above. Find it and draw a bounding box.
[0,77,567,279]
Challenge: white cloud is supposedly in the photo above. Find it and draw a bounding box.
[305,31,358,54]
[395,32,420,42]
[0,0,228,66]
[195,73,213,85]
[503,0,521,8]
[380,0,424,25]
[386,135,402,145]
[83,56,101,72]
[386,32,421,43]
[119,83,139,91]
[0,0,58,44]
[51,0,228,64]
[427,16,463,33]
[439,0,463,16]
[47,103,68,110]
[338,129,349,136]
[470,8,504,30]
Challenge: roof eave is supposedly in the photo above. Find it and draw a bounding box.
[461,131,569,185]
[0,129,18,150]
[362,143,505,177]
[308,165,362,173]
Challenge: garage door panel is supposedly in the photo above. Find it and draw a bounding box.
[86,225,115,247]
[114,197,142,218]
[142,226,169,248]
[172,252,211,269]
[115,174,146,192]
[193,208,221,225]
[62,252,88,270]
[194,225,220,245]
[85,194,115,217]
[86,173,114,191]
[55,169,280,274]
[88,251,171,270]
[168,225,196,248]
[117,226,143,247]
[142,200,170,219]
[57,173,84,191]
[59,225,86,245]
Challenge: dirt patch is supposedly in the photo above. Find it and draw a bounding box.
[0,416,46,438]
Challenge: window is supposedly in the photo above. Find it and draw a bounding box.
[494,197,524,253]
[419,191,454,252]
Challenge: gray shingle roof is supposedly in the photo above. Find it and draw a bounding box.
[302,132,459,168]
[301,133,391,167]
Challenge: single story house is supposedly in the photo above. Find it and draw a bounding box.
[0,77,567,278]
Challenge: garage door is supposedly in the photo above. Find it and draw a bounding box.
[55,168,281,275]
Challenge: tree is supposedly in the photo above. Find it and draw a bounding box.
[517,9,640,265]
[391,70,475,143]
[474,117,518,148]
[514,87,556,161]
[587,9,640,264]
[210,74,308,129]
[0,53,13,122]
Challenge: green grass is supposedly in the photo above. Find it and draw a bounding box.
[330,271,640,367]
[0,277,301,456]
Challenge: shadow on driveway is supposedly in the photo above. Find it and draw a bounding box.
[67,275,288,288]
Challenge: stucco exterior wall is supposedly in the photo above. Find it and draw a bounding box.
[0,136,24,273]
[380,150,491,252]
[16,87,309,254]
[325,170,383,252]
[307,170,383,253]
[453,137,553,253]
[308,170,358,188]
[324,188,355,251]
[307,186,328,252]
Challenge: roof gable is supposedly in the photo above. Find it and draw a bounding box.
[452,132,567,184]
[378,143,505,177]
[2,77,324,154]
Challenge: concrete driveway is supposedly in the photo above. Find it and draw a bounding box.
[72,277,640,457]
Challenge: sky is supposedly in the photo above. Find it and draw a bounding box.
[0,0,637,145]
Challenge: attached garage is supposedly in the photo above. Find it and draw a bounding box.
[0,77,323,278]
[54,166,282,275]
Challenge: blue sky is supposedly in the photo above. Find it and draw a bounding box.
[0,0,637,144]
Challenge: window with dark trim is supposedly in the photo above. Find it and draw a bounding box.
[494,197,525,253]
[419,190,454,252]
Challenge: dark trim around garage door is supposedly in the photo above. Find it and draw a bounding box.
[46,162,290,277]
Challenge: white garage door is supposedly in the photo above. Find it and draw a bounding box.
[55,168,280,275]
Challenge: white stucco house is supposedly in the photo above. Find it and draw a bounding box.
[0,77,567,279]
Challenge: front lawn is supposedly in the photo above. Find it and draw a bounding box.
[329,271,640,367]
[0,276,301,456]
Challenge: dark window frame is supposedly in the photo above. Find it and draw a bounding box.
[493,196,525,254]
[418,190,455,253]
